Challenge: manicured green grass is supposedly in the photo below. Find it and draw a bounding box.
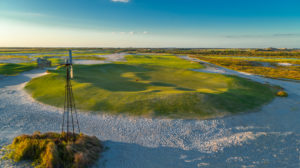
[124,54,204,69]
[25,55,276,119]
[0,63,36,76]
[47,58,64,66]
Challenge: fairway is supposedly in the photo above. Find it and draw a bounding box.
[25,54,276,118]
[0,63,36,76]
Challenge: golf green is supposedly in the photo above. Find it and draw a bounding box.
[25,54,276,118]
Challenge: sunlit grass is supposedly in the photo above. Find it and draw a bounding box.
[203,55,300,64]
[196,56,300,80]
[25,54,276,118]
[0,55,31,60]
[2,132,103,168]
[0,63,36,76]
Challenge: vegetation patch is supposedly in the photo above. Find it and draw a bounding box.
[0,55,31,61]
[0,63,36,76]
[276,90,288,97]
[47,58,64,66]
[2,132,103,168]
[196,56,300,80]
[132,48,300,58]
[25,54,277,119]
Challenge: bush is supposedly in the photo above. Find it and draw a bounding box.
[276,90,288,97]
[2,132,103,168]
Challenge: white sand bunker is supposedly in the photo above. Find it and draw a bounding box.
[73,60,109,65]
[278,62,293,66]
[0,59,30,64]
[73,53,127,65]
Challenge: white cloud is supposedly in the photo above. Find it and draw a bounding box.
[111,0,129,3]
[2,11,47,17]
[111,31,148,35]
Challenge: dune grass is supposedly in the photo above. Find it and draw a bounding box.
[0,63,36,76]
[0,55,31,60]
[2,132,103,168]
[25,54,276,118]
[196,56,300,80]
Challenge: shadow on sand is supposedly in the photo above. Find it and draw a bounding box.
[0,69,45,88]
[97,132,300,168]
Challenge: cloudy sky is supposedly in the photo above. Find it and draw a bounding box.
[0,0,300,48]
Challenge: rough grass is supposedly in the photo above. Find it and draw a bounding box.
[202,55,300,63]
[277,90,288,97]
[2,132,103,168]
[196,56,300,80]
[0,55,31,60]
[0,63,36,76]
[25,54,276,119]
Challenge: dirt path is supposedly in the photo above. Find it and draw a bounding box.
[0,56,299,167]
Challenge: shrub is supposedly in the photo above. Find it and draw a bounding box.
[2,132,103,168]
[276,90,288,97]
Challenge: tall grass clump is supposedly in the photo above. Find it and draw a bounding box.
[276,90,288,97]
[195,56,300,80]
[2,132,103,168]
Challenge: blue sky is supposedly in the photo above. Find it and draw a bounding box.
[0,0,300,48]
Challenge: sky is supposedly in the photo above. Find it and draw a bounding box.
[0,0,300,48]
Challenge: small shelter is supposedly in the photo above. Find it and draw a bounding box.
[37,58,51,68]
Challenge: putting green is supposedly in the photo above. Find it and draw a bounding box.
[25,55,276,118]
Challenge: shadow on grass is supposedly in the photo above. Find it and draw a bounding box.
[73,64,151,92]
[176,87,195,91]
[150,82,176,87]
[62,64,187,92]
[0,63,36,76]
[205,76,276,113]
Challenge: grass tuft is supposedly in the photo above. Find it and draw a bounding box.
[195,56,300,80]
[276,90,288,97]
[2,132,103,168]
